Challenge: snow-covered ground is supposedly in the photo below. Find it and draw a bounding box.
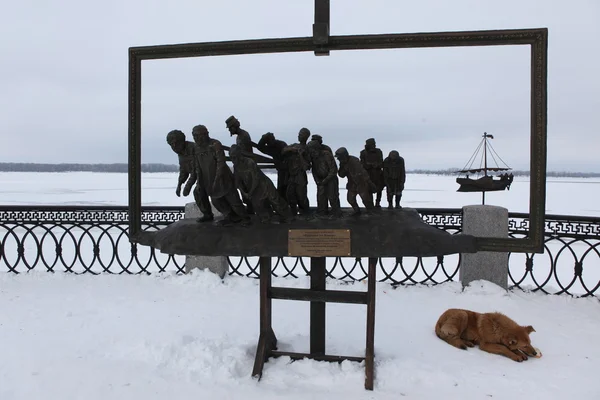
[1,271,598,399]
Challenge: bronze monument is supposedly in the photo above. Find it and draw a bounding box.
[128,2,549,390]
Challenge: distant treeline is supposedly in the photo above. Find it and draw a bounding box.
[0,163,178,173]
[409,168,600,178]
[0,163,599,178]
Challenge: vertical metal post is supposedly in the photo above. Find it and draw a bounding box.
[529,29,548,252]
[259,256,272,334]
[128,51,141,238]
[252,256,276,379]
[365,257,377,390]
[310,257,326,355]
[313,0,330,55]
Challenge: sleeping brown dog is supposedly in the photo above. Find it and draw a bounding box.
[435,308,538,362]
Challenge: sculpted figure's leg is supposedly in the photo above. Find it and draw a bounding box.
[286,181,298,215]
[224,189,250,224]
[194,186,214,222]
[347,191,360,215]
[395,191,402,209]
[327,180,342,217]
[359,190,374,210]
[297,172,310,212]
[316,184,328,215]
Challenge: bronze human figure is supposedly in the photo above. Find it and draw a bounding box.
[280,128,311,216]
[191,124,250,225]
[383,150,406,209]
[360,138,385,208]
[229,145,291,223]
[296,128,314,171]
[226,115,253,154]
[306,140,342,217]
[298,127,311,147]
[166,129,196,198]
[309,134,333,154]
[166,129,213,218]
[256,132,289,200]
[335,147,376,216]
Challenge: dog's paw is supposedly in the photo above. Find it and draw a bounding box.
[464,340,475,348]
[511,352,528,362]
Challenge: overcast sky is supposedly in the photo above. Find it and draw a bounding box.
[1,0,598,171]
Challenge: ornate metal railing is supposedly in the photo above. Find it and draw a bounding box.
[1,206,599,297]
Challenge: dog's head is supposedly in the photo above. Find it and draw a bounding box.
[504,325,537,356]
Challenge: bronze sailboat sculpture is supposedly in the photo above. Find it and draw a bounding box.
[456,132,513,197]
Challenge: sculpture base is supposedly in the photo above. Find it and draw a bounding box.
[133,208,477,257]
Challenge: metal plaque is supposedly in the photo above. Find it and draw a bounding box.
[288,229,351,257]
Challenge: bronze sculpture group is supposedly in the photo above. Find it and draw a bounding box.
[167,116,406,225]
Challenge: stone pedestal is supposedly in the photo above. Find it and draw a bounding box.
[460,205,509,289]
[183,202,229,278]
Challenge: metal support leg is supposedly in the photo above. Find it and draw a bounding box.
[365,257,377,390]
[310,257,326,355]
[252,256,277,379]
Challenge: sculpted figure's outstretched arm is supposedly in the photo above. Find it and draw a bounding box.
[176,165,188,196]
[182,152,197,196]
[400,157,406,184]
[338,162,348,178]
[375,149,384,169]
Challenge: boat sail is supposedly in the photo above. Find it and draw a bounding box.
[456,132,513,194]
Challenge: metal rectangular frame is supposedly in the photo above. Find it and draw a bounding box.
[128,28,548,253]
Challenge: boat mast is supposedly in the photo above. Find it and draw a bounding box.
[483,132,489,177]
[482,132,490,205]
